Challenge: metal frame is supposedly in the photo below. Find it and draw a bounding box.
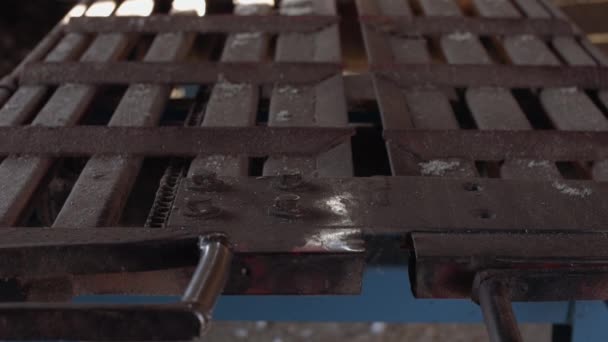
[0,0,607,340]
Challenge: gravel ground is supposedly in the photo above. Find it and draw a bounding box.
[204,322,552,342]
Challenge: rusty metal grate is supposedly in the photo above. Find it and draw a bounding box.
[0,0,608,340]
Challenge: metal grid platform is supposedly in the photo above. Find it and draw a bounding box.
[0,0,607,340]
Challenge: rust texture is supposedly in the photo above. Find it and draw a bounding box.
[0,0,607,339]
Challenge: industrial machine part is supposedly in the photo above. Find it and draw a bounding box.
[0,0,607,341]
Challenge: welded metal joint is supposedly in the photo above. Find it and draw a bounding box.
[182,233,233,335]
[473,273,523,342]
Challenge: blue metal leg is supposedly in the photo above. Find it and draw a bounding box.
[570,301,608,342]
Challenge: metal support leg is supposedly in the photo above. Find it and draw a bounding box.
[477,277,523,342]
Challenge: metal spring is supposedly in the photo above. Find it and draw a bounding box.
[145,158,186,228]
[145,86,209,227]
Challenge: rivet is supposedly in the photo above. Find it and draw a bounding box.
[276,171,304,191]
[184,197,222,219]
[189,170,226,192]
[269,194,304,219]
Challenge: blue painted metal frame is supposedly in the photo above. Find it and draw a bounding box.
[78,266,608,342]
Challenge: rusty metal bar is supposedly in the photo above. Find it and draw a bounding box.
[374,64,608,88]
[187,3,272,180]
[263,0,352,177]
[0,126,354,157]
[418,0,562,180]
[474,0,608,181]
[66,15,339,34]
[413,232,608,298]
[20,61,341,85]
[476,277,523,342]
[385,129,608,161]
[356,0,477,177]
[360,15,578,37]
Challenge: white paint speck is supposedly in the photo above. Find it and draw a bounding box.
[276,110,292,122]
[447,32,473,41]
[419,160,460,176]
[299,229,363,252]
[527,160,551,168]
[231,32,262,47]
[552,181,593,198]
[277,85,299,95]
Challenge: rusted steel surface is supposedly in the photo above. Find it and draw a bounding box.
[168,176,608,233]
[0,126,354,157]
[361,16,578,36]
[67,15,339,34]
[20,61,341,85]
[413,232,608,298]
[374,64,608,88]
[385,129,608,161]
[0,1,608,336]
[474,268,608,302]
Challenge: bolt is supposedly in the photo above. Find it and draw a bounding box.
[269,194,304,219]
[184,197,222,219]
[189,170,226,192]
[276,171,304,191]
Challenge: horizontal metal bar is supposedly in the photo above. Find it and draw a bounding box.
[361,15,578,36]
[66,15,338,34]
[374,64,608,88]
[20,61,340,85]
[412,232,608,299]
[474,268,608,302]
[0,303,202,341]
[384,129,608,161]
[0,126,354,157]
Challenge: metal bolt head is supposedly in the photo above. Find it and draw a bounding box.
[185,197,222,219]
[192,170,217,186]
[277,171,304,191]
[270,194,304,219]
[190,170,226,192]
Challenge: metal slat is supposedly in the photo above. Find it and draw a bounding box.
[0,3,133,226]
[357,0,476,177]
[188,3,272,179]
[21,61,341,85]
[419,0,561,180]
[53,8,197,227]
[474,0,608,181]
[263,0,352,177]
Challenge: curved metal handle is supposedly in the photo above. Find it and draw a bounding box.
[182,234,233,333]
[0,234,233,341]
